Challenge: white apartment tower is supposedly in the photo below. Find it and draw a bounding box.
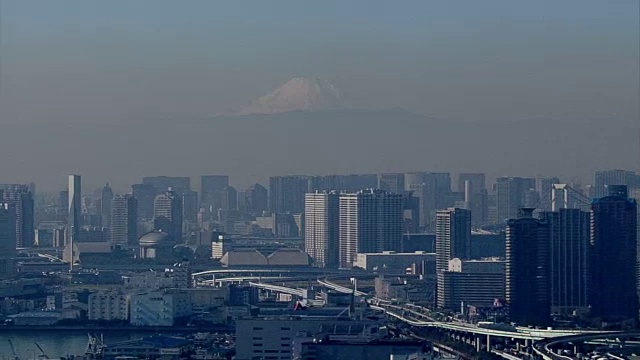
[304,191,340,268]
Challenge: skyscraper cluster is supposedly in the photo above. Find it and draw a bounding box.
[304,189,403,269]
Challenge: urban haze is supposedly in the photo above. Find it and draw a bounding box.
[0,1,639,360]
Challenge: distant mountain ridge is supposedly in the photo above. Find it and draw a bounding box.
[237,76,348,115]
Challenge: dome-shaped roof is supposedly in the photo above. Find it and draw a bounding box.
[139,231,172,247]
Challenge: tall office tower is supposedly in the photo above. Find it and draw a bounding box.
[305,191,340,268]
[632,189,640,293]
[403,191,421,233]
[458,173,488,227]
[589,185,638,321]
[181,190,198,224]
[2,185,34,248]
[153,189,183,243]
[435,208,471,272]
[58,190,69,217]
[68,175,82,247]
[201,175,229,210]
[110,194,138,246]
[540,209,589,313]
[269,175,309,214]
[221,186,238,211]
[100,183,113,228]
[495,177,536,223]
[0,203,17,277]
[131,183,156,220]
[378,173,405,194]
[505,208,551,326]
[338,189,403,268]
[343,174,378,192]
[594,170,636,198]
[245,184,268,216]
[457,173,486,194]
[537,177,560,211]
[142,176,191,195]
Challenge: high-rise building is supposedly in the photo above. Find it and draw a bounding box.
[2,184,34,248]
[435,208,471,272]
[304,191,340,268]
[221,186,238,211]
[58,190,69,217]
[143,176,191,195]
[338,190,403,268]
[269,175,309,214]
[537,177,560,212]
[378,173,405,194]
[181,190,198,224]
[68,175,82,246]
[540,208,589,313]
[243,184,268,216]
[594,170,636,198]
[131,183,156,220]
[100,183,113,228]
[495,177,536,223]
[589,185,638,321]
[110,194,138,246]
[0,203,16,277]
[458,173,486,194]
[153,189,183,243]
[201,175,229,210]
[505,208,550,326]
[342,174,378,192]
[631,189,640,293]
[458,173,488,227]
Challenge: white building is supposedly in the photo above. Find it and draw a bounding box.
[130,289,192,326]
[304,192,340,268]
[88,291,130,321]
[354,251,436,273]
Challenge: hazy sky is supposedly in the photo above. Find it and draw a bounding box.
[0,1,638,191]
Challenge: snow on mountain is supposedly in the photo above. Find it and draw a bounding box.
[238,77,347,115]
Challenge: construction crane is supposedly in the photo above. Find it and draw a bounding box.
[7,339,19,360]
[34,342,49,360]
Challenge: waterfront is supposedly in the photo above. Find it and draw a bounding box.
[0,330,173,358]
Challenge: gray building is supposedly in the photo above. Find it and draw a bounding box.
[437,258,505,310]
[505,208,550,326]
[68,175,82,247]
[540,208,589,314]
[269,175,309,214]
[589,185,638,321]
[153,189,183,244]
[594,169,636,198]
[100,183,113,229]
[378,173,405,194]
[131,183,156,220]
[201,175,229,210]
[143,176,191,195]
[435,208,471,272]
[495,177,536,223]
[0,203,17,277]
[304,191,340,268]
[339,190,403,268]
[2,184,34,248]
[110,194,138,246]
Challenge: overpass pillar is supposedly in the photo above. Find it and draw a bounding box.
[476,336,482,352]
[486,334,491,351]
[525,338,529,347]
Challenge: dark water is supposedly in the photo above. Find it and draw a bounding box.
[0,331,168,359]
